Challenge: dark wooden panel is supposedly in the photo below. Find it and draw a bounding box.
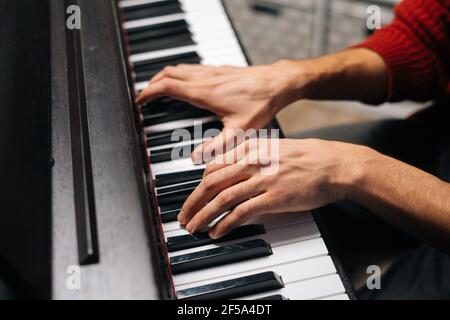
[51,0,162,299]
[0,0,51,298]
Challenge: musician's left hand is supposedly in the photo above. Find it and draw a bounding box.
[178,138,379,239]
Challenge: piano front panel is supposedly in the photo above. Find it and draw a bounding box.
[51,0,164,299]
[119,0,351,300]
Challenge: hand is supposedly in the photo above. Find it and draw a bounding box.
[135,61,314,161]
[178,138,378,239]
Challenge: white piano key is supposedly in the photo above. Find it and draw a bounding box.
[201,57,247,67]
[135,81,149,92]
[156,179,202,193]
[318,294,350,300]
[240,274,347,300]
[166,219,320,260]
[195,39,242,54]
[174,236,329,289]
[120,0,349,301]
[145,116,217,133]
[130,45,198,63]
[151,157,206,176]
[148,138,205,153]
[119,0,168,8]
[163,212,313,237]
[130,41,240,70]
[124,13,186,29]
[162,210,314,234]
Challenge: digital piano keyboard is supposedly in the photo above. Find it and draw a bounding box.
[0,0,355,299]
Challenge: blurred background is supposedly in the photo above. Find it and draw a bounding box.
[223,0,426,136]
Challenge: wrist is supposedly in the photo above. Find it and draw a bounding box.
[305,49,388,101]
[271,59,318,110]
[330,145,384,202]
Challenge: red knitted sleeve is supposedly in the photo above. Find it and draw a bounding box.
[352,0,450,103]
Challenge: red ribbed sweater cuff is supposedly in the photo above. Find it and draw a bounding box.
[351,0,450,103]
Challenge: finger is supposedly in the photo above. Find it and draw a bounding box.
[191,138,215,165]
[135,78,198,105]
[176,64,240,75]
[185,178,264,234]
[151,64,234,84]
[209,193,271,239]
[148,68,170,84]
[202,138,254,176]
[192,128,250,164]
[192,130,229,165]
[178,163,256,225]
[149,65,207,84]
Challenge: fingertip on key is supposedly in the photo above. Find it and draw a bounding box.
[208,230,220,240]
[186,223,195,234]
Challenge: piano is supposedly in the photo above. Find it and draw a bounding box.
[0,0,355,299]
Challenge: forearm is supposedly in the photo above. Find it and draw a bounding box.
[283,48,389,105]
[341,150,450,253]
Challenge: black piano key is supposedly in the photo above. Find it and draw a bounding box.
[123,0,180,11]
[157,184,197,206]
[130,33,195,55]
[141,99,209,120]
[147,120,223,148]
[142,98,192,114]
[158,180,201,195]
[134,56,200,83]
[134,55,200,83]
[160,201,184,214]
[155,169,205,187]
[258,295,289,300]
[127,19,190,43]
[150,141,201,164]
[142,108,212,127]
[160,200,185,223]
[177,271,284,300]
[161,209,181,223]
[167,224,266,252]
[124,1,183,21]
[170,239,273,275]
[133,52,201,74]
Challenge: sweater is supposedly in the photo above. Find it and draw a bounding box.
[354,0,450,103]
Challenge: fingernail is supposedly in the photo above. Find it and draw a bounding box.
[177,209,185,223]
[209,230,219,239]
[186,223,194,234]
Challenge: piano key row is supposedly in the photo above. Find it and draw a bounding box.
[120,0,349,300]
[123,0,247,92]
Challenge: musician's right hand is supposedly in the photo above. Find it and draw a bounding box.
[135,60,313,162]
[136,49,387,163]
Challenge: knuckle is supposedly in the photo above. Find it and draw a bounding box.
[204,163,217,176]
[216,191,232,206]
[202,173,217,189]
[161,79,176,91]
[233,206,248,219]
[214,223,227,235]
[159,79,169,89]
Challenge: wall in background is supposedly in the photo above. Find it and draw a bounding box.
[224,0,426,135]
